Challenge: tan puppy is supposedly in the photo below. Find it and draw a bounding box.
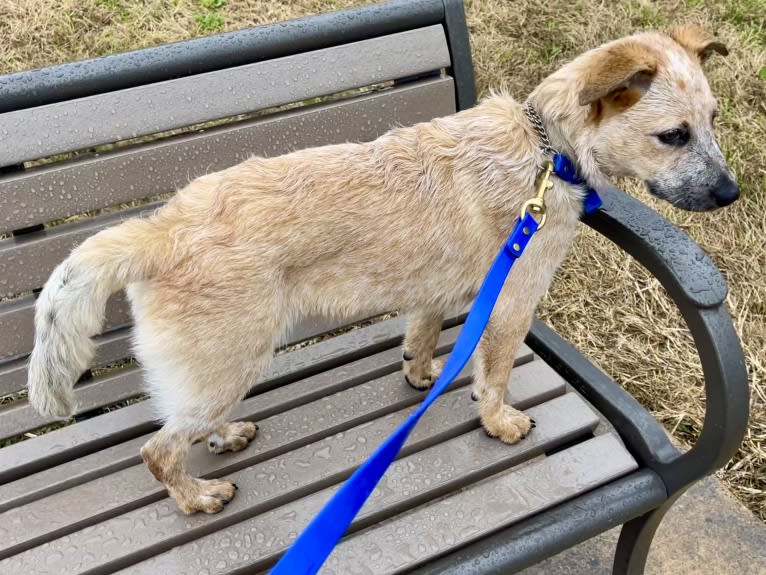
[27,25,736,514]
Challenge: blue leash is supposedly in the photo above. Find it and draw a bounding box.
[270,154,601,575]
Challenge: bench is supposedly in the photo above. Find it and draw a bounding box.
[0,0,749,573]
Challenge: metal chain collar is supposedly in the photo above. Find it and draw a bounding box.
[520,101,557,229]
[521,101,604,222]
[522,101,556,157]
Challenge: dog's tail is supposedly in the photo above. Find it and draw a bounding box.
[28,218,169,418]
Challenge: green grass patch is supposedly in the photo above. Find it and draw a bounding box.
[195,12,225,31]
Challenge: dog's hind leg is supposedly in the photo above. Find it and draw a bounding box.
[402,310,444,391]
[206,420,259,454]
[141,419,238,514]
[139,348,268,514]
[130,284,277,513]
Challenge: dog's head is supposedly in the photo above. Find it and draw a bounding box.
[577,25,737,211]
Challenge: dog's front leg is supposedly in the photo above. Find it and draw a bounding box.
[473,288,537,444]
[402,310,444,390]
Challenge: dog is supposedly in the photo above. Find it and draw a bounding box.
[27,25,737,514]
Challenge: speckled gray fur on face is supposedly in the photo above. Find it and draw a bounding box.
[646,121,735,211]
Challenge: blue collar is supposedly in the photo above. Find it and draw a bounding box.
[522,101,602,215]
[552,153,603,214]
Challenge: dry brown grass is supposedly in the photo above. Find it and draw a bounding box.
[0,0,764,519]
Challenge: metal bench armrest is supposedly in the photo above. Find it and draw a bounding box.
[581,186,749,494]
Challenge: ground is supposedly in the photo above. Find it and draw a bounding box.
[0,0,764,521]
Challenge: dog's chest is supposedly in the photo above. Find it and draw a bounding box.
[519,181,583,269]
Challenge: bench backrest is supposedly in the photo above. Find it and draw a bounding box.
[0,0,476,472]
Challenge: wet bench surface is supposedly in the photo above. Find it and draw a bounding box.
[0,316,636,574]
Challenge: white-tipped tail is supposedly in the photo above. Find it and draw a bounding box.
[27,219,166,418]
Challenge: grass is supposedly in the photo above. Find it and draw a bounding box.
[195,0,226,32]
[0,0,764,522]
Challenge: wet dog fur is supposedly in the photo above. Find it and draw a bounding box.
[28,25,737,514]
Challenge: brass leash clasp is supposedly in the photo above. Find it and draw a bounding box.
[520,160,553,229]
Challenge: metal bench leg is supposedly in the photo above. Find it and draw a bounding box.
[613,493,683,575]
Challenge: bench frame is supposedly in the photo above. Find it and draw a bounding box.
[0,1,749,573]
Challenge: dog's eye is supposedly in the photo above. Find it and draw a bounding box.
[656,125,690,147]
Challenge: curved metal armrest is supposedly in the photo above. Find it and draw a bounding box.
[582,186,749,495]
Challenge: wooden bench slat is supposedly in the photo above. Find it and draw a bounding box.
[0,26,450,169]
[104,408,619,575]
[321,434,637,575]
[1,316,489,487]
[0,203,157,298]
[0,370,144,440]
[0,0,449,113]
[0,422,146,513]
[1,388,588,573]
[4,384,485,564]
[0,314,412,480]
[0,76,455,267]
[0,343,541,559]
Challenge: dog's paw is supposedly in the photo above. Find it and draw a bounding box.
[175,478,237,514]
[403,358,443,391]
[207,421,258,454]
[481,404,535,444]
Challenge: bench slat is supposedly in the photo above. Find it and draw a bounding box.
[0,370,143,440]
[0,359,570,570]
[0,346,542,558]
[0,76,455,265]
[0,204,157,298]
[0,0,448,113]
[0,26,449,169]
[108,423,626,575]
[0,355,465,556]
[321,434,636,575]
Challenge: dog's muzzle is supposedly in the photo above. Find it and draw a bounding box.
[712,174,740,207]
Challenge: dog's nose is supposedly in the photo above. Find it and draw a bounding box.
[712,175,740,207]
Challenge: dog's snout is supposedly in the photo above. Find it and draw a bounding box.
[712,175,740,207]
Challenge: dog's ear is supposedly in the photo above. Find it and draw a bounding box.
[578,41,658,109]
[670,24,728,63]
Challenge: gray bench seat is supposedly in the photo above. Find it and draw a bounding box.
[0,315,637,574]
